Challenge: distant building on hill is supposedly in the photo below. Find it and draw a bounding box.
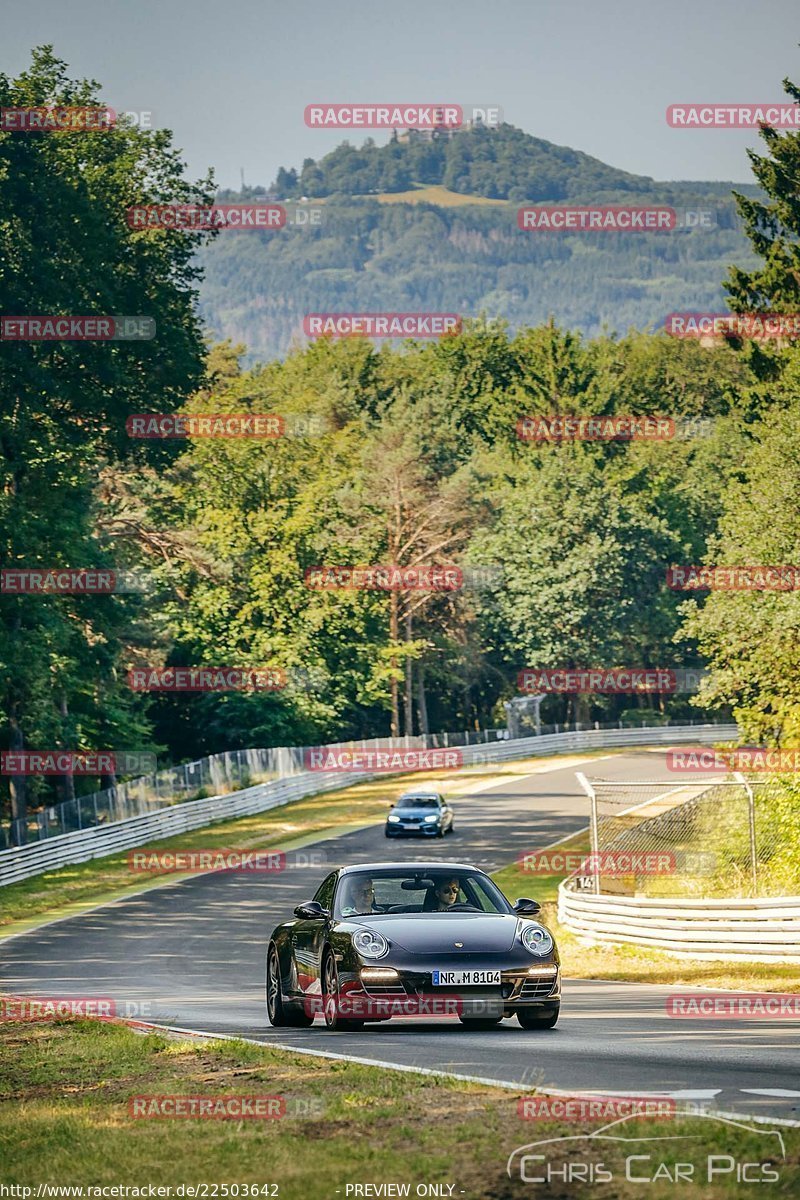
[397,119,495,144]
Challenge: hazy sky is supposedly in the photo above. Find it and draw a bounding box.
[5,0,798,189]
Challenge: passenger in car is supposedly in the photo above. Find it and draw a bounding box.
[424,878,461,911]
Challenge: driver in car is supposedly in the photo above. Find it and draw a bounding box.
[427,877,461,911]
[340,876,378,916]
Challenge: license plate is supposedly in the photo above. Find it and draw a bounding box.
[432,970,501,986]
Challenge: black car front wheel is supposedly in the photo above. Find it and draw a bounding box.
[266,945,314,1028]
[517,1005,559,1030]
[322,952,364,1032]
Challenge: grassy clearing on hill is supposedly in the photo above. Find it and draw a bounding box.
[375,184,508,206]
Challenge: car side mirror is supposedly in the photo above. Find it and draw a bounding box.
[513,897,542,915]
[293,901,329,919]
[389,801,394,807]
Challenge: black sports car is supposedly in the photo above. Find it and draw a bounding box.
[266,861,560,1031]
[385,790,454,838]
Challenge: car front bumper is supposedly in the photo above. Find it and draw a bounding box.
[338,964,560,1019]
[385,823,441,836]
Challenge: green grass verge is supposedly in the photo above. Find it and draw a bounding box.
[0,1019,796,1197]
[492,840,800,993]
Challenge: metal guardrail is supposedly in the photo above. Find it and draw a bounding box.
[3,730,513,848]
[558,881,800,962]
[0,723,736,888]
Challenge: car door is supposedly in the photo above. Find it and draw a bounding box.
[291,871,336,1001]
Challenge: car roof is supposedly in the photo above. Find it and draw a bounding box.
[339,861,485,876]
[397,790,443,799]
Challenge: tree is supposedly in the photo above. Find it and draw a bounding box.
[681,397,800,744]
[725,72,800,378]
[0,47,210,840]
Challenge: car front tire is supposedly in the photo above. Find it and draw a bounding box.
[458,1015,504,1029]
[517,1005,559,1030]
[322,952,364,1032]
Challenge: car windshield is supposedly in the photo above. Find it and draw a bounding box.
[396,797,440,809]
[335,869,513,917]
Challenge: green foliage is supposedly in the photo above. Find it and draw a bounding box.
[680,75,800,746]
[272,124,658,202]
[681,394,800,743]
[132,325,756,758]
[0,47,210,834]
[199,193,759,364]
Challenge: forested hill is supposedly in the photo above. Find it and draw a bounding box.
[199,124,761,362]
[269,123,657,201]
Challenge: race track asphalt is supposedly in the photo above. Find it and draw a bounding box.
[2,750,797,1125]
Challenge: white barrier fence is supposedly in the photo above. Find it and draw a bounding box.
[558,882,800,963]
[0,723,736,888]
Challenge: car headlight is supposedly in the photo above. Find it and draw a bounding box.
[423,813,439,823]
[353,928,389,959]
[520,922,554,957]
[387,814,401,823]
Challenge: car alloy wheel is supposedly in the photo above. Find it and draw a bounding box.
[323,953,363,1032]
[266,946,281,1023]
[266,945,313,1028]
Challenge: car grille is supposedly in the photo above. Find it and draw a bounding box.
[362,982,408,997]
[520,977,558,999]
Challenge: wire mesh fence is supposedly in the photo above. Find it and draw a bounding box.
[577,773,799,898]
[2,728,512,849]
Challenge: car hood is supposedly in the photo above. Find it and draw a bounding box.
[353,913,520,954]
[391,807,438,816]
